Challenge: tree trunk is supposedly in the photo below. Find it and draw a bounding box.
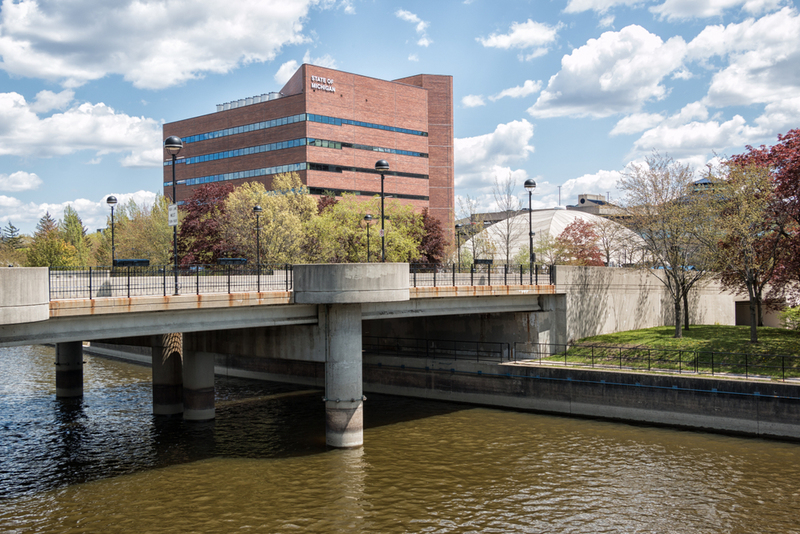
[683,291,690,331]
[674,298,683,338]
[749,299,758,343]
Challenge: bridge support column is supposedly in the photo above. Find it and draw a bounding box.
[152,333,183,415]
[324,303,364,448]
[183,347,215,421]
[55,341,83,398]
[293,263,410,449]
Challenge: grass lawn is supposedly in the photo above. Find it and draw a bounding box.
[538,325,800,380]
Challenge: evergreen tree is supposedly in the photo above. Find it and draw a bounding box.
[26,212,77,267]
[61,206,91,266]
[2,221,22,249]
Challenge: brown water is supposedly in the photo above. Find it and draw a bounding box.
[1,345,799,533]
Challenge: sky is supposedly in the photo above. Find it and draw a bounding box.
[1,0,799,235]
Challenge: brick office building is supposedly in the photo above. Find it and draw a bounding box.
[162,64,454,232]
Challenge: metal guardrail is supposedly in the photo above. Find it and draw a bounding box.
[364,336,511,363]
[48,263,556,300]
[49,264,293,300]
[513,342,800,382]
[409,263,554,287]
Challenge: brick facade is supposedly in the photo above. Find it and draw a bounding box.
[163,64,454,235]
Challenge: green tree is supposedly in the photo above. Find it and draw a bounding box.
[26,212,77,267]
[1,221,26,266]
[94,196,172,265]
[223,173,317,264]
[61,205,91,266]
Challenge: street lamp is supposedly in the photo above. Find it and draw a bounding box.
[376,159,389,262]
[524,178,537,281]
[455,223,463,271]
[106,195,117,266]
[364,214,373,262]
[165,136,183,295]
[253,205,262,291]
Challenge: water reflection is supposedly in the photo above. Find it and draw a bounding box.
[1,345,800,533]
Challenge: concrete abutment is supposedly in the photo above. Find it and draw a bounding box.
[55,341,83,398]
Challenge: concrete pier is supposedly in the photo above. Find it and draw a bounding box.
[294,263,410,448]
[55,341,83,398]
[323,304,364,448]
[152,333,183,416]
[182,346,215,421]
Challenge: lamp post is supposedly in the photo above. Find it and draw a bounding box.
[253,205,262,292]
[375,159,389,262]
[455,223,463,271]
[524,178,537,278]
[364,214,373,262]
[106,196,117,266]
[165,136,183,295]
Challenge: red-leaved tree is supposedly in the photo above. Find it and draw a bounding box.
[418,208,446,264]
[556,219,604,266]
[729,129,800,301]
[178,183,237,265]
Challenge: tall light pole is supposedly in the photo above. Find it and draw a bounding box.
[106,196,117,266]
[165,136,183,295]
[253,205,262,292]
[455,223,463,271]
[364,214,373,262]
[524,178,537,278]
[375,159,389,262]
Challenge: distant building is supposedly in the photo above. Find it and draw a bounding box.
[566,194,625,218]
[162,64,454,231]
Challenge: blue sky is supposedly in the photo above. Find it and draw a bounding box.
[1,0,798,235]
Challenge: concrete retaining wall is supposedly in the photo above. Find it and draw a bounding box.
[0,267,49,325]
[554,266,737,342]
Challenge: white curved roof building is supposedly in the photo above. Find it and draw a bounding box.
[462,208,642,266]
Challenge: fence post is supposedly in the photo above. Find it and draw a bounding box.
[163,266,167,296]
[88,267,93,300]
[745,353,748,379]
[487,266,491,286]
[504,264,508,286]
[471,265,474,286]
[453,263,456,287]
[433,266,436,287]
[227,265,231,294]
[711,352,714,375]
[126,266,131,298]
[535,264,538,285]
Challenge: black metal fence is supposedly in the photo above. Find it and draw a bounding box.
[513,342,800,381]
[48,263,556,300]
[49,264,293,300]
[364,336,511,363]
[409,263,555,287]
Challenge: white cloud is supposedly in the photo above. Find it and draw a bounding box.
[528,25,687,118]
[599,15,616,27]
[0,92,162,166]
[0,0,315,90]
[560,169,626,206]
[455,120,535,189]
[408,54,420,62]
[631,114,763,157]
[564,0,645,14]
[754,96,800,131]
[688,8,800,108]
[395,9,432,47]
[0,171,42,192]
[462,95,486,108]
[478,20,560,58]
[489,80,542,101]
[29,90,75,114]
[651,0,783,20]
[610,112,665,135]
[274,50,338,86]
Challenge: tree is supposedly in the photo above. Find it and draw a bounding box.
[729,129,800,301]
[594,217,627,266]
[61,206,91,266]
[705,163,785,343]
[26,212,77,267]
[418,208,446,264]
[2,221,23,250]
[457,195,493,261]
[178,182,236,265]
[555,219,604,266]
[0,221,25,266]
[93,196,173,265]
[618,153,713,338]
[223,173,317,264]
[491,173,525,265]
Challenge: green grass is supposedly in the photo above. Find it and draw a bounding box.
[541,325,800,380]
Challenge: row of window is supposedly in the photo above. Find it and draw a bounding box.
[169,137,428,167]
[307,187,428,201]
[180,112,428,146]
[163,161,430,188]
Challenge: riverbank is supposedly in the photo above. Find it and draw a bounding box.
[83,342,800,442]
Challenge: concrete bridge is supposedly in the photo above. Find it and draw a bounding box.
[3,264,754,444]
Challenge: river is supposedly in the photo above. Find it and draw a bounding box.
[1,344,799,533]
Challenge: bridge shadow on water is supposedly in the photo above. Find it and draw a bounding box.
[0,373,469,500]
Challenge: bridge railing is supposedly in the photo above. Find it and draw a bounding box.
[364,335,511,363]
[49,264,293,300]
[409,263,554,287]
[513,342,800,381]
